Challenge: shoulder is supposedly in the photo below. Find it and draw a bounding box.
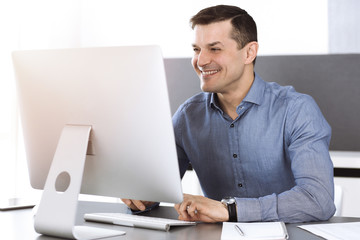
[259,77,328,128]
[172,92,210,138]
[172,92,211,130]
[174,92,210,116]
[265,81,303,101]
[262,80,316,110]
[260,80,331,147]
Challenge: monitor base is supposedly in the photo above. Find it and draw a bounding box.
[34,125,125,239]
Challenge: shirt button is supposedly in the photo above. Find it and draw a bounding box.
[233,154,238,158]
[238,183,243,187]
[230,123,234,128]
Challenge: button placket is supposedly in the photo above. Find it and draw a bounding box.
[228,119,245,192]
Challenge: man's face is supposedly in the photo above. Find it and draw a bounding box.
[191,20,248,94]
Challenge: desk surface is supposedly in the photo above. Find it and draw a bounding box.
[1,201,359,240]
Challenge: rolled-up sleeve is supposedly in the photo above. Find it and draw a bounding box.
[235,95,336,223]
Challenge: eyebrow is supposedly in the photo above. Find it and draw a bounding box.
[192,41,224,48]
[208,41,223,47]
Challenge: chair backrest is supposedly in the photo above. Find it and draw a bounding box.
[334,184,343,216]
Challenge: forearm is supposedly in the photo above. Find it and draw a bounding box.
[235,183,336,223]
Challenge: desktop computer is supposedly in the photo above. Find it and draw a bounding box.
[12,45,185,239]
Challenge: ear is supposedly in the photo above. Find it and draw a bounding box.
[244,42,259,65]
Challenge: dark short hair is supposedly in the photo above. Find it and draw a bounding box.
[190,5,257,50]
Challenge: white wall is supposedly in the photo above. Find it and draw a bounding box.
[11,0,329,56]
[328,0,360,53]
[79,0,328,57]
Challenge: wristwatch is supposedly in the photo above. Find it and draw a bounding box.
[221,197,237,222]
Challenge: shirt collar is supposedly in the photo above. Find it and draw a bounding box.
[242,73,266,106]
[209,72,266,109]
[210,92,222,112]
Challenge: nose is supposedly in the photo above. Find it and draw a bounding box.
[196,50,211,68]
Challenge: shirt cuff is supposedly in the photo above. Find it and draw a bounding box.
[235,197,262,222]
[235,193,279,222]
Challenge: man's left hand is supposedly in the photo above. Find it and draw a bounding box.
[174,194,229,222]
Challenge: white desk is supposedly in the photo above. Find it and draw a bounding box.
[1,201,360,240]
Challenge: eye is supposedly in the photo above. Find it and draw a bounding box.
[211,48,221,52]
[193,47,200,53]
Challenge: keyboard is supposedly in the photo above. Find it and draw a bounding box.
[84,212,196,231]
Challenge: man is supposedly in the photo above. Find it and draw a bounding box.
[123,5,336,223]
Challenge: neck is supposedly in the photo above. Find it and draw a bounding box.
[217,71,255,120]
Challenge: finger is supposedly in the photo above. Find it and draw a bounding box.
[174,203,181,214]
[121,199,133,208]
[121,199,143,211]
[131,199,146,211]
[178,202,191,220]
[142,201,156,207]
[175,194,196,220]
[187,204,197,218]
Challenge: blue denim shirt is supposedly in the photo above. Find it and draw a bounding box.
[173,73,336,223]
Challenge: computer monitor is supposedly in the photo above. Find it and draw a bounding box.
[12,46,183,239]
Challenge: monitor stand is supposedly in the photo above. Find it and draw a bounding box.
[34,125,125,239]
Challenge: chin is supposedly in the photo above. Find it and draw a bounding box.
[200,85,216,93]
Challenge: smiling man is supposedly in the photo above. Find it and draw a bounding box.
[123,5,336,223]
[190,14,257,120]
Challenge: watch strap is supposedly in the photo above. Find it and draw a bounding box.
[227,200,237,222]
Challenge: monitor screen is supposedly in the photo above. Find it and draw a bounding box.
[12,45,183,204]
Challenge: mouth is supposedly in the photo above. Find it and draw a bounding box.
[201,69,220,77]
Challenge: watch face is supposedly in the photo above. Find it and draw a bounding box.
[222,197,236,204]
[222,197,237,222]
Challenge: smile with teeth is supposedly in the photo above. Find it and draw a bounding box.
[201,69,220,76]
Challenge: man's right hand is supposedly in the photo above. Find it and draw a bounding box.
[121,199,156,211]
